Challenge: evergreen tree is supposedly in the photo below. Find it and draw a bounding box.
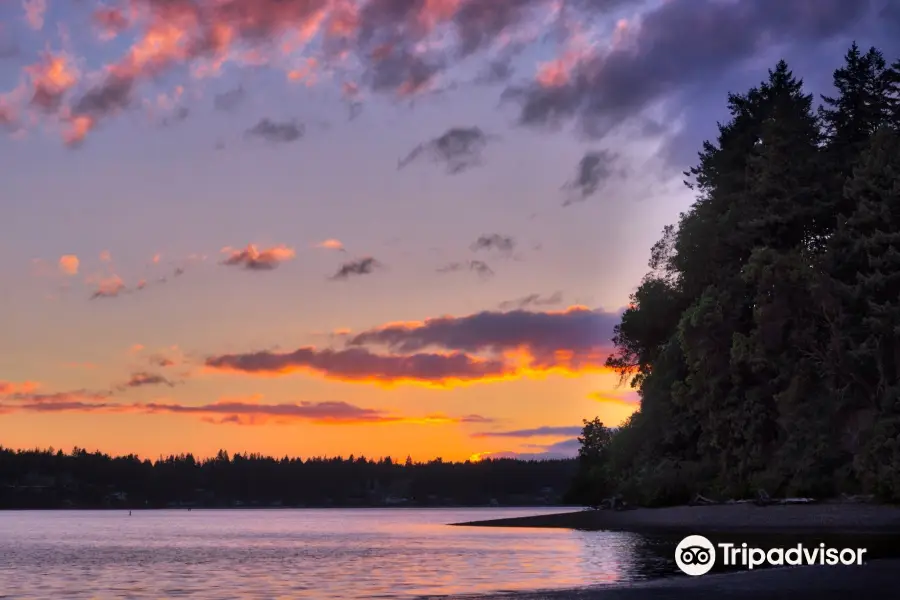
[582,43,900,505]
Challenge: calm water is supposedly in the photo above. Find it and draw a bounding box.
[0,508,678,599]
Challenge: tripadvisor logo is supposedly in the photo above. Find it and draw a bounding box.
[674,534,868,576]
[675,535,716,576]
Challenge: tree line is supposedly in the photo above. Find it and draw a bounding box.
[569,43,900,507]
[0,446,576,509]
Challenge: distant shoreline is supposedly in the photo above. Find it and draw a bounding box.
[451,503,900,534]
[0,504,580,511]
[459,559,900,599]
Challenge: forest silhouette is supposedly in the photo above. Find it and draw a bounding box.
[0,446,575,509]
[571,42,900,508]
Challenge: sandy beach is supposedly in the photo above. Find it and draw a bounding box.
[451,503,900,534]
[443,559,900,599]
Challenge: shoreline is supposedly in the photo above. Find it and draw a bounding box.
[451,503,900,534]
[0,504,579,511]
[446,558,900,599]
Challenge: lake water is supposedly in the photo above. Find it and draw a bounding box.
[0,508,679,598]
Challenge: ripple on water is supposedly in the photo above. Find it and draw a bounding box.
[0,508,681,599]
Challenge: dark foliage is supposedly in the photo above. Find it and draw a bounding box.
[571,43,900,506]
[0,447,576,509]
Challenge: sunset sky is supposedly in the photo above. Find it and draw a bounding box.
[1,0,896,461]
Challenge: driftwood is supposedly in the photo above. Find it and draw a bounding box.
[589,495,632,511]
[690,493,718,506]
[692,489,816,507]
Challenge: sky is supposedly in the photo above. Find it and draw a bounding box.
[1,0,898,462]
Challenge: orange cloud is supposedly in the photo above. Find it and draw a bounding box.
[204,346,512,388]
[287,57,319,85]
[316,238,345,251]
[588,390,640,407]
[220,244,296,270]
[26,51,80,113]
[0,380,40,395]
[0,389,491,428]
[203,306,620,387]
[26,0,575,145]
[58,254,79,275]
[99,250,112,262]
[89,274,126,299]
[348,305,618,368]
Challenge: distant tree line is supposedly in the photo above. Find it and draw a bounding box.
[568,43,900,507]
[0,446,576,509]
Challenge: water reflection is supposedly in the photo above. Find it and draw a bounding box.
[1,509,897,599]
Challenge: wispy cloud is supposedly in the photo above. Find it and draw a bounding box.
[471,234,515,255]
[399,127,493,174]
[472,425,582,439]
[245,118,304,144]
[561,151,622,205]
[213,85,245,112]
[330,257,381,280]
[0,389,491,427]
[436,260,494,280]
[498,292,563,310]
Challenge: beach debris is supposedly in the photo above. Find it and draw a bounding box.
[840,493,875,504]
[690,493,718,506]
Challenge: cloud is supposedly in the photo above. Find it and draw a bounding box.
[59,0,572,143]
[99,250,112,262]
[471,233,515,254]
[213,85,245,112]
[204,307,617,387]
[89,274,126,299]
[316,238,346,251]
[159,105,190,127]
[474,57,515,85]
[0,390,490,427]
[330,257,381,280]
[123,372,176,389]
[398,127,493,174]
[589,390,640,407]
[498,291,563,310]
[205,346,510,387]
[57,254,79,276]
[245,118,304,143]
[22,0,47,31]
[504,0,878,143]
[142,399,403,425]
[561,150,621,205]
[92,6,130,40]
[148,355,176,368]
[3,0,881,148]
[470,437,579,461]
[473,425,582,438]
[220,244,296,270]
[0,380,40,395]
[26,51,80,113]
[1,389,113,410]
[348,305,618,369]
[436,260,494,280]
